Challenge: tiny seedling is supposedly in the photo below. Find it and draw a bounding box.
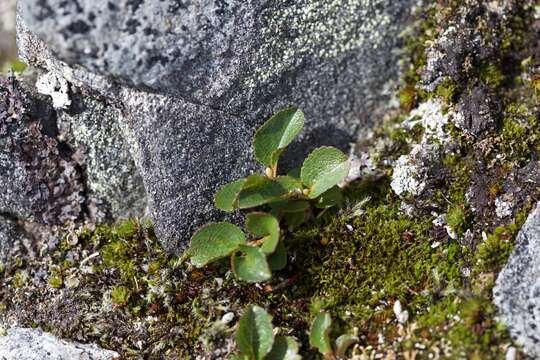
[309,312,358,359]
[232,305,301,360]
[186,107,350,282]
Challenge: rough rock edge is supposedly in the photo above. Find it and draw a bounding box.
[494,203,540,358]
[0,327,119,360]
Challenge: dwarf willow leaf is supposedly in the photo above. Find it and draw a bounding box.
[309,312,333,355]
[283,211,306,228]
[246,212,280,254]
[236,306,275,360]
[188,222,245,267]
[301,147,350,199]
[232,245,272,283]
[254,107,305,168]
[215,179,246,211]
[315,186,344,209]
[265,336,301,360]
[237,175,288,209]
[275,176,303,192]
[230,356,248,360]
[335,334,359,358]
[270,200,310,213]
[267,240,287,271]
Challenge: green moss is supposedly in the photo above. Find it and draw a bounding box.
[480,64,505,89]
[496,101,540,166]
[285,179,463,330]
[475,208,530,273]
[476,228,514,273]
[435,78,460,104]
[111,286,132,307]
[447,205,469,237]
[11,270,28,288]
[48,274,63,289]
[399,86,417,112]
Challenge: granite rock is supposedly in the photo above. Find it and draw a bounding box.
[494,203,540,357]
[0,218,30,264]
[57,92,147,221]
[0,327,119,360]
[0,75,84,225]
[17,0,415,252]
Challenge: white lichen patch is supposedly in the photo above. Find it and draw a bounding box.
[36,71,71,109]
[248,0,395,86]
[402,99,451,144]
[391,143,439,197]
[495,197,513,218]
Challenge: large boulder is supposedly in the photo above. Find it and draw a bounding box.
[17,0,415,253]
[494,204,540,357]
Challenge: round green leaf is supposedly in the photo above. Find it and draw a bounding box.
[265,336,301,360]
[236,305,275,360]
[246,212,280,254]
[254,107,305,167]
[315,186,344,209]
[267,241,287,271]
[237,175,289,209]
[309,312,333,355]
[275,176,303,192]
[270,200,310,214]
[188,223,246,268]
[232,245,272,283]
[301,147,350,199]
[283,210,307,228]
[214,179,246,212]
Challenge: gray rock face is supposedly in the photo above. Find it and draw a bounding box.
[0,75,84,225]
[0,328,119,360]
[18,0,412,115]
[17,0,414,252]
[494,204,540,357]
[0,218,29,264]
[0,71,146,262]
[57,92,147,221]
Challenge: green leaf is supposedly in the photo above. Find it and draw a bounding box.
[287,167,301,180]
[270,200,310,213]
[267,241,287,271]
[236,305,275,360]
[188,223,246,268]
[254,107,305,168]
[237,175,289,209]
[232,245,272,283]
[309,312,333,355]
[246,213,280,254]
[265,336,301,360]
[275,176,303,192]
[230,355,248,360]
[301,147,350,199]
[282,211,307,229]
[335,334,359,358]
[315,186,344,209]
[215,179,246,212]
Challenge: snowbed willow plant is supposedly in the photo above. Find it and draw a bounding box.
[232,306,358,359]
[186,107,350,282]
